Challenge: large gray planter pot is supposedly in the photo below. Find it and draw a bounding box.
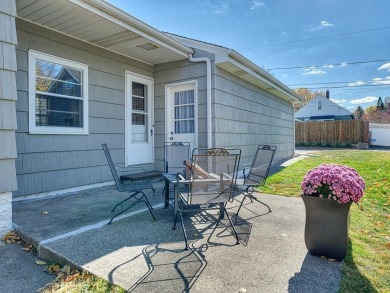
[301,195,352,261]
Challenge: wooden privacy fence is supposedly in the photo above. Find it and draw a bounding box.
[295,120,369,146]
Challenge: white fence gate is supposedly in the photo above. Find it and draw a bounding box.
[369,123,390,146]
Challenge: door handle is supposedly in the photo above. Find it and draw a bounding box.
[150,129,153,136]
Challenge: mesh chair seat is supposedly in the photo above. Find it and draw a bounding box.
[173,147,241,250]
[235,145,276,216]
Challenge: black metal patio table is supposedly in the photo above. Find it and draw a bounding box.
[162,173,187,220]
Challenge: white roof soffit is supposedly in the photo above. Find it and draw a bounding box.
[16,0,193,65]
[216,50,301,103]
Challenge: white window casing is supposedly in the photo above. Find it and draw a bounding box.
[28,50,89,135]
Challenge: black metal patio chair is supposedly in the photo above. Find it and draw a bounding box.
[235,145,276,216]
[162,142,191,204]
[102,143,157,224]
[173,147,241,250]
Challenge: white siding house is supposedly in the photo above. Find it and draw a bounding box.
[295,94,353,121]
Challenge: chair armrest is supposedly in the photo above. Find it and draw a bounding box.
[242,165,251,180]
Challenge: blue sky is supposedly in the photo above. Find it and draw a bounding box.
[107,0,390,111]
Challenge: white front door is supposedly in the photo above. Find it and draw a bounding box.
[165,81,197,151]
[125,72,154,165]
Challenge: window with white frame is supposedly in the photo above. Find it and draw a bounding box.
[28,50,88,134]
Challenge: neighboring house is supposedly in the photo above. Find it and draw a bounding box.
[0,0,301,235]
[295,91,353,121]
[385,97,390,109]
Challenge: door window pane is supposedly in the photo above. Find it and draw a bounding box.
[132,82,148,143]
[132,82,145,97]
[132,97,145,111]
[174,90,195,134]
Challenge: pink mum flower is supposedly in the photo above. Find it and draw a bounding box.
[301,164,365,203]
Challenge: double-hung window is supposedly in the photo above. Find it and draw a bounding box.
[28,50,88,134]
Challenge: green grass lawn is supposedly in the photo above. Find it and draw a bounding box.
[261,150,390,293]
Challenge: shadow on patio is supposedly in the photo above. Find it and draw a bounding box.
[11,165,346,291]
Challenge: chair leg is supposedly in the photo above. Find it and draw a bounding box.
[172,210,179,230]
[249,195,272,213]
[140,199,157,222]
[111,192,136,212]
[108,197,142,224]
[108,191,157,224]
[221,204,240,245]
[172,209,189,250]
[236,194,248,216]
[178,210,189,250]
[161,185,166,198]
[140,190,154,211]
[236,193,272,216]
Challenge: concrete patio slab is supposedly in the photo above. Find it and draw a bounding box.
[7,151,345,292]
[11,183,343,292]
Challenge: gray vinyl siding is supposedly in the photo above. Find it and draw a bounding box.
[214,67,295,165]
[14,19,154,197]
[154,51,213,171]
[0,0,18,193]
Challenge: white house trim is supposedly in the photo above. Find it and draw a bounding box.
[28,50,89,135]
[166,33,301,103]
[70,0,193,57]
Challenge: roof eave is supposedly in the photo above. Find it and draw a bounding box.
[227,50,301,103]
[72,0,194,57]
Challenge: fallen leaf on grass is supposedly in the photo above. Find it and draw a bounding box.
[373,222,385,227]
[82,274,92,281]
[45,263,62,275]
[386,242,390,250]
[65,272,80,282]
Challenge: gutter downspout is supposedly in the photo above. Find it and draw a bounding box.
[188,55,212,148]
